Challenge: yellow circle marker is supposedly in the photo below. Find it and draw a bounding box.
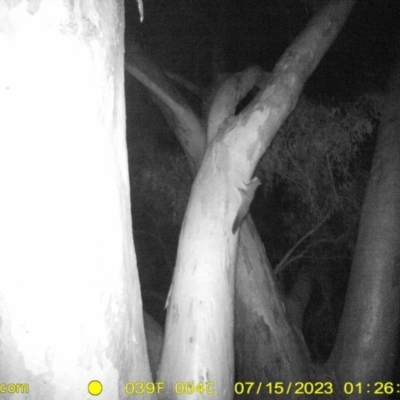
[88,380,103,396]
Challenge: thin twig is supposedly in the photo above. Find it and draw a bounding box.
[165,71,203,97]
[326,153,338,201]
[275,211,331,275]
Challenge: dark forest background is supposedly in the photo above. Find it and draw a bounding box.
[123,0,400,379]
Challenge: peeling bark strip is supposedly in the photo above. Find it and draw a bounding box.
[136,0,144,22]
[232,177,261,233]
[207,66,266,144]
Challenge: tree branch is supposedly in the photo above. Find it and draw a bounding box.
[275,211,331,275]
[125,42,206,173]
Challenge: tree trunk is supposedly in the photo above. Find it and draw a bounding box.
[328,55,400,394]
[0,1,153,399]
[156,3,355,398]
[234,218,311,398]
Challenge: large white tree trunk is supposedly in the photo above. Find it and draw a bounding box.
[0,2,153,399]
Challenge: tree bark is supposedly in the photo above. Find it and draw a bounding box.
[234,219,311,398]
[0,1,153,399]
[328,54,400,393]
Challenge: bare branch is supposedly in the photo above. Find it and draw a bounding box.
[326,153,338,201]
[125,42,206,173]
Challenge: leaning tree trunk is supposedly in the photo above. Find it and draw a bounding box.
[0,2,153,399]
[328,53,400,395]
[154,2,355,399]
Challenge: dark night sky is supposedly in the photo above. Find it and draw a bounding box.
[125,0,400,99]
